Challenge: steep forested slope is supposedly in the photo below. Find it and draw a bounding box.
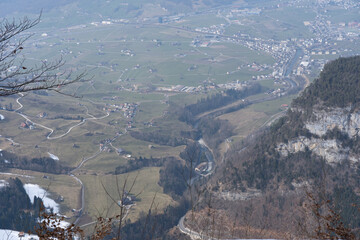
[197,56,360,238]
[293,56,360,112]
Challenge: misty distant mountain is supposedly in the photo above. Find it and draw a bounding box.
[0,0,73,16]
[0,0,240,18]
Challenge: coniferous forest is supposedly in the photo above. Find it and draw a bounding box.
[0,178,43,232]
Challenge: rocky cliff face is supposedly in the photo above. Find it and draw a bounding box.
[276,107,360,165]
[305,107,360,137]
[277,136,349,164]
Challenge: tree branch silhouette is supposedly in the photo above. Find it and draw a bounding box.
[0,14,87,97]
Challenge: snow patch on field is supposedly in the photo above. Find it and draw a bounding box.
[0,229,38,240]
[47,152,59,161]
[0,172,33,178]
[0,180,8,189]
[23,183,59,213]
[41,218,70,229]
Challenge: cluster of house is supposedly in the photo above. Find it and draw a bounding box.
[20,120,34,130]
[158,80,253,93]
[266,87,287,97]
[102,102,138,119]
[126,121,133,129]
[157,85,203,93]
[99,142,132,159]
[247,63,271,72]
[120,49,135,57]
[274,79,290,86]
[191,38,215,48]
[37,112,47,118]
[217,80,249,90]
[102,96,121,101]
[117,191,136,207]
[188,3,358,82]
[123,103,137,119]
[89,18,129,27]
[99,136,118,153]
[194,24,226,36]
[99,143,111,153]
[189,30,295,81]
[305,18,360,40]
[228,7,262,17]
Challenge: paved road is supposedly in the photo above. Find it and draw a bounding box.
[68,149,102,225]
[178,74,300,239]
[10,93,113,226]
[68,148,103,225]
[178,138,217,239]
[14,94,110,140]
[69,174,85,225]
[79,204,134,228]
[178,216,209,240]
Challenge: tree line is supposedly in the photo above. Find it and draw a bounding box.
[0,178,43,232]
[0,150,71,174]
[179,84,262,124]
[114,156,177,174]
[293,56,360,115]
[129,130,188,147]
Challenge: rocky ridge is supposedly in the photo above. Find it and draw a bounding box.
[276,107,360,165]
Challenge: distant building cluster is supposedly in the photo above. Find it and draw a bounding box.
[157,85,202,93]
[102,101,138,119]
[20,120,34,130]
[217,80,248,90]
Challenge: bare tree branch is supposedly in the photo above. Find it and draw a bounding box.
[0,14,87,97]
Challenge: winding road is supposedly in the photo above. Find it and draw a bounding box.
[14,93,110,140]
[9,93,113,226]
[69,150,102,225]
[178,138,217,239]
[9,93,142,227]
[178,71,301,240]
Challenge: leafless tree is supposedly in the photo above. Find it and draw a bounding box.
[35,174,142,240]
[98,172,159,240]
[100,174,139,240]
[0,14,86,97]
[297,190,357,240]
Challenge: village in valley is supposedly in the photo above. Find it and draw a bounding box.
[0,0,359,236]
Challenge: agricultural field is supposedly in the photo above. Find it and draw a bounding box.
[1,0,360,227]
[78,167,174,222]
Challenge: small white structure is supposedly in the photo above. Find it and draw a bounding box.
[48,152,59,161]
